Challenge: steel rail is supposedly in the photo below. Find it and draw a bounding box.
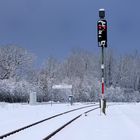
[0,104,98,139]
[43,107,99,140]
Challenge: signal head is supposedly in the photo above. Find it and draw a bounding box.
[99,9,105,19]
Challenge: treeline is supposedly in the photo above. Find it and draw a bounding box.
[0,45,140,103]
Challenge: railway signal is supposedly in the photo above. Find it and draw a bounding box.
[97,9,107,115]
[97,19,107,47]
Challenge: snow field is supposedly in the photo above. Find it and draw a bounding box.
[1,103,140,140]
[0,102,96,139]
[4,106,96,140]
[51,103,140,140]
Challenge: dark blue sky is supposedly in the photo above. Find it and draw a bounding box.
[0,0,140,64]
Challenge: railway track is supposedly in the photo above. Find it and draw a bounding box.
[43,106,99,140]
[0,103,99,139]
[43,103,124,140]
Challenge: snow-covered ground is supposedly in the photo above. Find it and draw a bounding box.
[0,102,140,140]
[0,102,91,135]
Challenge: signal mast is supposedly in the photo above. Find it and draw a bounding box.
[97,9,107,114]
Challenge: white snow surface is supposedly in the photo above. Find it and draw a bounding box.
[0,102,140,140]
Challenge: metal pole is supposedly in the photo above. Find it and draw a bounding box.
[101,47,104,99]
[101,45,106,114]
[98,9,107,115]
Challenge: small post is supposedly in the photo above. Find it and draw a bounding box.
[51,91,53,106]
[29,92,37,105]
[69,95,73,105]
[97,9,107,115]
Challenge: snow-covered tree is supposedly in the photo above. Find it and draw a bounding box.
[37,57,60,101]
[0,45,35,80]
